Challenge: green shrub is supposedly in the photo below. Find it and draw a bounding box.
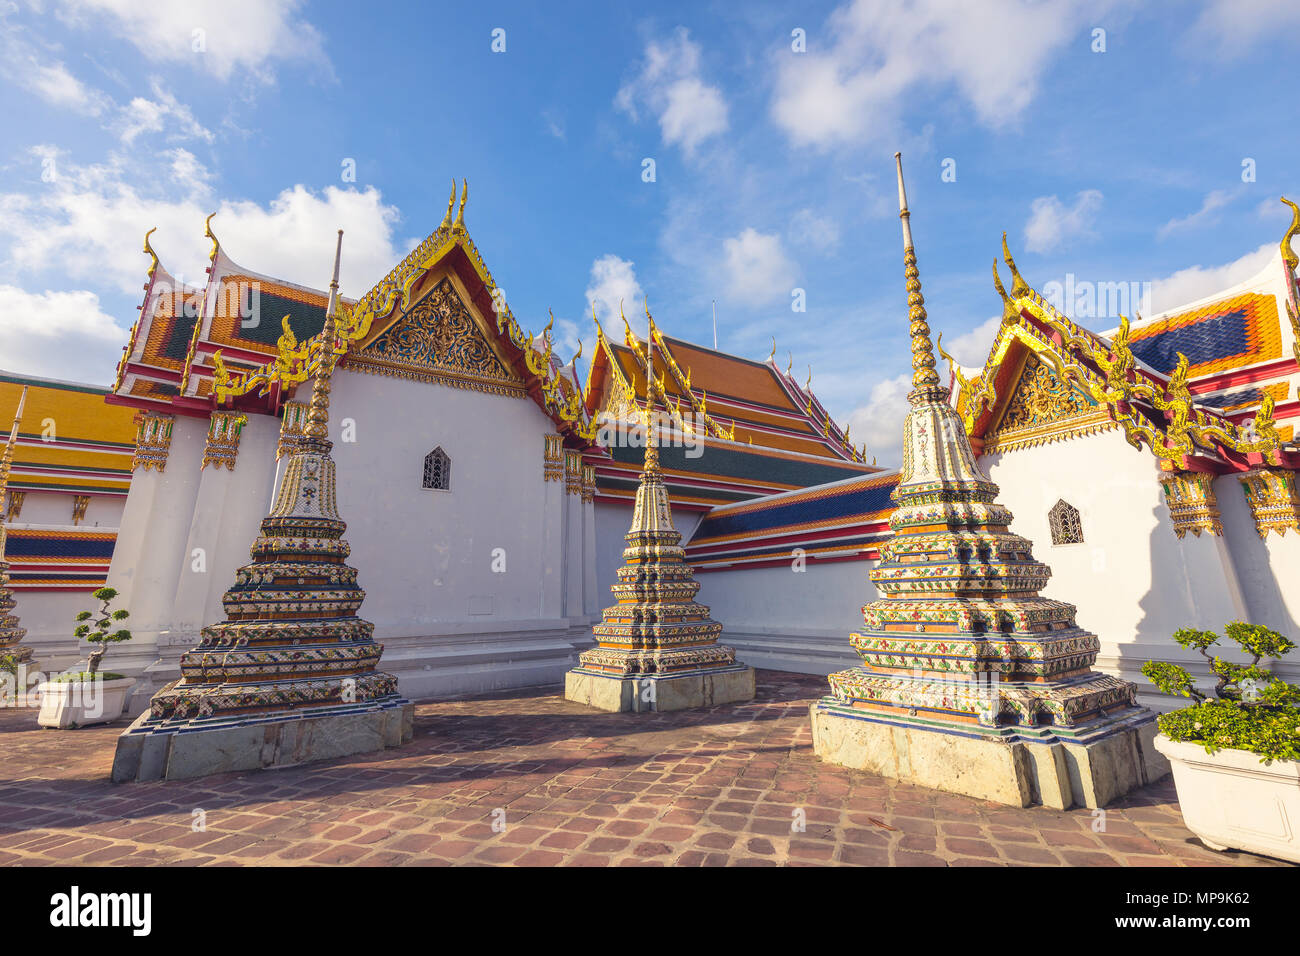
[73,587,132,675]
[1142,621,1299,763]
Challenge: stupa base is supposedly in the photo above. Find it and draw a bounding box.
[111,697,414,783]
[565,664,755,713]
[809,699,1168,809]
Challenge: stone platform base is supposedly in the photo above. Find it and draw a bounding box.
[809,700,1169,809]
[111,699,414,783]
[565,665,755,713]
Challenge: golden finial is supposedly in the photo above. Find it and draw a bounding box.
[1001,232,1030,298]
[543,308,555,343]
[806,365,812,392]
[992,259,1019,321]
[571,338,583,366]
[204,213,219,263]
[454,179,468,232]
[439,181,456,232]
[768,336,776,363]
[643,307,660,473]
[895,151,943,404]
[786,352,793,376]
[1281,197,1299,277]
[305,230,344,443]
[143,227,160,280]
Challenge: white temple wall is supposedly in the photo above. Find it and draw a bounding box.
[322,369,588,699]
[171,413,280,637]
[6,590,95,682]
[8,490,123,529]
[102,416,206,706]
[1217,472,1300,635]
[981,427,1280,705]
[691,560,868,675]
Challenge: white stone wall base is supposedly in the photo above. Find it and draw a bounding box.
[564,665,756,713]
[810,703,1169,810]
[111,700,415,783]
[1154,733,1300,863]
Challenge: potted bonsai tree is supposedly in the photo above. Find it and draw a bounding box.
[1143,621,1299,862]
[37,586,136,729]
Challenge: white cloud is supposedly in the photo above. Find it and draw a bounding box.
[771,0,1102,148]
[1156,189,1235,239]
[55,0,330,83]
[616,28,728,156]
[940,314,1002,369]
[117,79,215,144]
[585,255,645,332]
[722,228,797,306]
[0,150,409,298]
[0,18,112,115]
[0,285,127,384]
[542,109,566,141]
[1186,0,1300,58]
[1145,242,1276,316]
[789,209,840,252]
[845,372,911,467]
[1024,189,1104,253]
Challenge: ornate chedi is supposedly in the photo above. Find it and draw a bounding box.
[565,316,754,712]
[113,232,413,783]
[0,389,35,679]
[809,155,1166,809]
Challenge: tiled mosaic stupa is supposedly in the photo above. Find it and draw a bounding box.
[113,232,413,783]
[565,311,754,712]
[808,155,1167,809]
[0,388,34,680]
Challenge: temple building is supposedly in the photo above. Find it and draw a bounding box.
[5,179,1295,729]
[0,372,136,678]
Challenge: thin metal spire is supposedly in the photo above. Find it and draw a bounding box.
[895,152,942,405]
[305,230,343,443]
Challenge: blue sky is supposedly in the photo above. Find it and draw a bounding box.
[0,0,1297,464]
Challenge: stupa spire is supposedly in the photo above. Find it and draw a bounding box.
[113,230,412,782]
[305,229,343,445]
[564,302,754,712]
[895,152,943,405]
[642,301,660,476]
[807,155,1162,809]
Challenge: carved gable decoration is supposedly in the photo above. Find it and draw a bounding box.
[351,277,525,396]
[984,352,1115,453]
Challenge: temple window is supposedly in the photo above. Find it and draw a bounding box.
[423,447,451,491]
[1048,499,1083,545]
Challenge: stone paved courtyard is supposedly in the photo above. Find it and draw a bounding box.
[0,671,1289,867]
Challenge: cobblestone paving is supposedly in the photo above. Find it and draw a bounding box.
[0,671,1289,867]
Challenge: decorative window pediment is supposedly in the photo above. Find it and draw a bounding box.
[1048,499,1083,545]
[423,447,450,491]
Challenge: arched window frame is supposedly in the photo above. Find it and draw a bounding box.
[423,447,451,491]
[1048,499,1083,546]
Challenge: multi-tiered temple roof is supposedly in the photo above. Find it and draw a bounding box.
[573,317,746,682]
[110,183,597,448]
[584,316,880,510]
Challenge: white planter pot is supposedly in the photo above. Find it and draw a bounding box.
[37,677,135,729]
[1154,733,1300,863]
